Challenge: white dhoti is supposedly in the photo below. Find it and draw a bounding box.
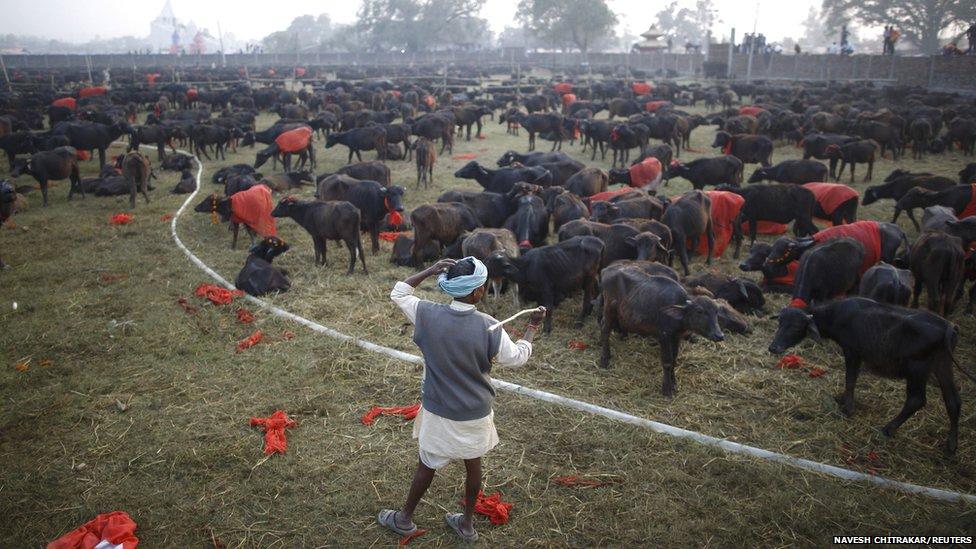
[413,406,498,470]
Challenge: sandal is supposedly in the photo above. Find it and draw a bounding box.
[445,513,478,542]
[377,509,417,536]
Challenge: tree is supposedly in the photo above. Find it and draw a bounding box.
[799,6,832,50]
[356,0,487,53]
[262,14,335,53]
[516,0,618,53]
[655,0,719,50]
[821,0,976,54]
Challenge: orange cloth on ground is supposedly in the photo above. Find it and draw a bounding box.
[229,184,277,237]
[631,82,652,95]
[811,220,882,274]
[79,86,106,98]
[194,283,243,305]
[561,93,577,107]
[959,185,976,219]
[553,82,573,94]
[110,213,133,225]
[361,403,421,425]
[697,191,745,257]
[47,511,139,549]
[588,187,636,205]
[274,127,312,154]
[628,157,662,188]
[249,410,296,454]
[236,330,264,353]
[466,491,513,525]
[52,97,77,110]
[739,106,765,116]
[803,182,859,222]
[645,100,670,112]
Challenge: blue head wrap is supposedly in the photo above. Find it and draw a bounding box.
[437,257,488,298]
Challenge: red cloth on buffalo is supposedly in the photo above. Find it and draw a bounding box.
[52,97,76,110]
[295,67,306,77]
[562,93,577,107]
[811,220,882,274]
[229,185,277,237]
[739,106,765,116]
[741,221,789,235]
[47,511,139,549]
[698,191,745,257]
[553,82,573,94]
[186,88,198,100]
[423,95,436,108]
[959,185,976,219]
[588,188,636,204]
[275,126,312,154]
[628,157,662,188]
[645,100,670,112]
[79,86,106,98]
[631,82,653,95]
[769,260,799,287]
[145,73,160,84]
[803,182,859,224]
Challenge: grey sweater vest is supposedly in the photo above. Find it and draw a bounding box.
[413,301,503,421]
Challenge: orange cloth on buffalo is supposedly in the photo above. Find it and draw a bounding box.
[249,410,296,454]
[697,191,745,257]
[769,260,799,287]
[811,220,882,274]
[628,157,662,188]
[645,100,670,112]
[361,403,421,425]
[79,86,106,98]
[803,182,859,221]
[294,67,306,77]
[379,231,411,242]
[229,184,277,237]
[588,187,636,204]
[553,82,573,94]
[959,185,976,219]
[423,95,436,108]
[739,106,765,116]
[186,88,198,100]
[52,97,77,110]
[47,511,139,549]
[631,82,652,95]
[561,93,577,107]
[274,126,312,154]
[741,220,789,235]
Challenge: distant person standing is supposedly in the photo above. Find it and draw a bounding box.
[967,22,976,55]
[883,26,891,55]
[794,43,802,55]
[889,27,900,55]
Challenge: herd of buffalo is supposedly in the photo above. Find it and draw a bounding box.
[2,70,976,457]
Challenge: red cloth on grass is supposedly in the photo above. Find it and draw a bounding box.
[588,187,637,205]
[274,126,312,154]
[631,82,652,95]
[698,190,745,257]
[249,410,296,454]
[803,182,859,223]
[194,283,243,305]
[47,511,139,549]
[959,185,976,219]
[229,184,277,237]
[110,213,133,225]
[236,330,264,353]
[553,82,573,94]
[739,106,765,116]
[52,97,77,110]
[628,157,662,188]
[361,403,421,425]
[561,93,577,107]
[79,86,106,98]
[645,100,670,112]
[467,491,513,525]
[811,220,882,274]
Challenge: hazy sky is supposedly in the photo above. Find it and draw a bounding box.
[0,0,821,44]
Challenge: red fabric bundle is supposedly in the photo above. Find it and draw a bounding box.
[588,187,636,205]
[229,184,277,237]
[77,150,90,161]
[959,185,976,219]
[722,141,734,155]
[645,100,670,112]
[631,82,652,95]
[789,297,809,308]
[274,126,312,154]
[776,354,804,369]
[567,340,587,350]
[47,511,139,549]
[399,529,427,546]
[110,213,133,225]
[468,491,513,525]
[553,82,573,94]
[803,182,859,224]
[236,330,264,353]
[249,410,296,455]
[628,157,662,188]
[194,283,243,305]
[78,86,107,98]
[385,198,403,228]
[379,230,412,242]
[741,220,789,235]
[561,93,577,107]
[698,191,745,257]
[808,367,827,378]
[739,106,765,116]
[52,97,77,110]
[361,403,421,426]
[160,213,173,222]
[811,220,882,274]
[236,308,255,323]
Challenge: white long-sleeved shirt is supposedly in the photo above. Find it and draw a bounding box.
[390,281,532,367]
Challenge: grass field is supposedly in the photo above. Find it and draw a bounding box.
[2,85,975,546]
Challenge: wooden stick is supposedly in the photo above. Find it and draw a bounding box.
[487,307,545,331]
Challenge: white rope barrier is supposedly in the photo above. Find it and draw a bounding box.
[166,149,976,505]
